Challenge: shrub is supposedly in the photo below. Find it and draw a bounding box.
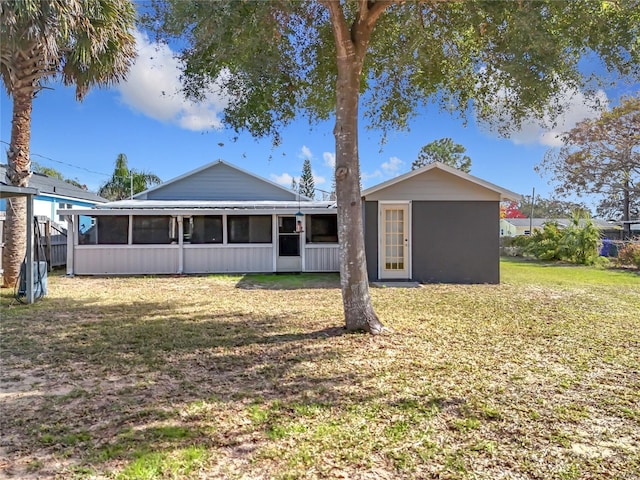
[524,222,564,261]
[561,212,601,265]
[522,212,601,265]
[616,243,640,269]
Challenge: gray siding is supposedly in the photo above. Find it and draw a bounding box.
[142,162,298,201]
[364,201,378,281]
[411,201,499,284]
[364,200,500,284]
[364,168,500,202]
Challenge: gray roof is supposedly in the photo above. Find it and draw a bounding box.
[504,218,622,229]
[1,165,106,204]
[59,199,337,216]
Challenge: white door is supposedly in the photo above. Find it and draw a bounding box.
[380,204,410,279]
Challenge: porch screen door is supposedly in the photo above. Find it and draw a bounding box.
[380,204,409,279]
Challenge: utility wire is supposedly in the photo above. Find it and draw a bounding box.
[0,139,143,181]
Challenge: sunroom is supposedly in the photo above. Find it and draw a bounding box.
[60,200,339,276]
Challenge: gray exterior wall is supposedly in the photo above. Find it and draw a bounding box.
[411,201,499,284]
[364,201,379,281]
[364,200,500,284]
[140,162,298,201]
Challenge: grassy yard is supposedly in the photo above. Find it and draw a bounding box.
[0,259,638,479]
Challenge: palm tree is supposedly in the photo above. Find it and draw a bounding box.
[0,0,136,287]
[99,154,162,201]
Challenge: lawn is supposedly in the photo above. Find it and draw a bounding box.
[1,259,638,479]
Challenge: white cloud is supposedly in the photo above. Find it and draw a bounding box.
[313,171,326,186]
[361,170,383,181]
[271,172,295,186]
[480,84,609,147]
[323,152,336,168]
[116,30,229,131]
[381,156,404,176]
[299,145,313,159]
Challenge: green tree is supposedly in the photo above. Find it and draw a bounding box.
[98,154,162,201]
[151,1,639,333]
[32,162,88,190]
[299,158,316,199]
[411,138,471,172]
[0,0,136,287]
[518,195,591,219]
[538,96,640,238]
[32,162,64,180]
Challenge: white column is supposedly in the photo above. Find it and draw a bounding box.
[66,215,75,276]
[177,216,184,274]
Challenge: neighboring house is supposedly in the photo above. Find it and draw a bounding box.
[499,219,518,237]
[59,160,520,284]
[501,217,624,239]
[0,165,107,231]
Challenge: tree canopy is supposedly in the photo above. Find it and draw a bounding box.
[98,154,162,201]
[517,195,592,219]
[538,96,639,236]
[0,0,136,287]
[411,138,471,172]
[150,0,640,333]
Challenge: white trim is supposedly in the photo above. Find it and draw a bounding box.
[378,201,411,280]
[177,216,184,274]
[362,162,521,202]
[272,214,277,272]
[66,215,75,275]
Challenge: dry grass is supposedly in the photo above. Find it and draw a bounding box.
[1,260,638,479]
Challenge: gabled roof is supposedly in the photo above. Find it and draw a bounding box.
[0,165,106,204]
[362,162,521,202]
[134,159,313,202]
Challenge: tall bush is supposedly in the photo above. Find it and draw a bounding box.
[522,212,601,265]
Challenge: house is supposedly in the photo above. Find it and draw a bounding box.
[59,160,520,283]
[0,165,107,231]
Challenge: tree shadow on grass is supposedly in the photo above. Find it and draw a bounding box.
[0,296,375,478]
[235,272,341,290]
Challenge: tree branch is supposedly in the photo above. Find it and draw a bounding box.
[320,0,352,59]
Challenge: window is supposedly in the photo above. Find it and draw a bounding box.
[58,203,72,222]
[189,216,223,244]
[79,215,128,245]
[228,215,272,243]
[132,216,176,244]
[306,214,338,243]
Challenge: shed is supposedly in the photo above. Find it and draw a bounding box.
[362,162,520,284]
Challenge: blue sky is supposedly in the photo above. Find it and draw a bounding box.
[1,29,637,208]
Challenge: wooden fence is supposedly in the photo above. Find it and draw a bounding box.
[0,212,67,275]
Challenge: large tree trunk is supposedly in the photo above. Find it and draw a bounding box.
[2,87,33,288]
[333,50,384,335]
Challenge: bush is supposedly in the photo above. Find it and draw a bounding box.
[522,212,601,265]
[616,243,640,269]
[523,222,564,261]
